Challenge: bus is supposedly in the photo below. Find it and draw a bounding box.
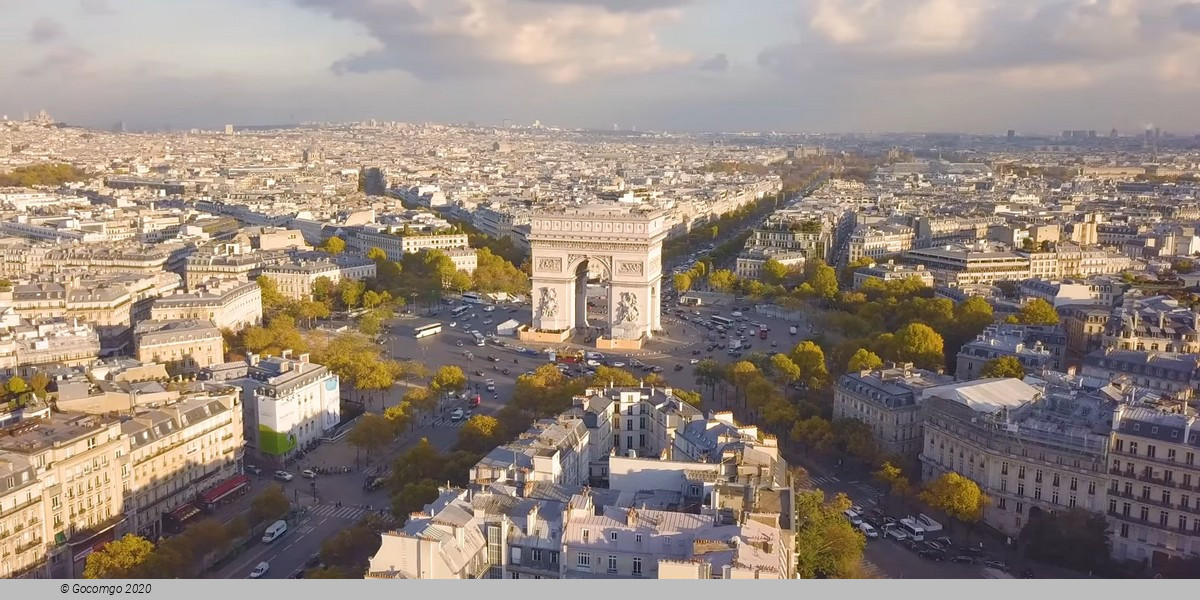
[461,292,485,304]
[711,315,734,327]
[413,322,442,339]
[759,326,769,340]
[898,517,926,542]
[450,306,471,318]
[473,332,486,346]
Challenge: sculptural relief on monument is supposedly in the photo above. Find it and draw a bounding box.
[537,287,558,320]
[536,257,562,273]
[617,261,644,276]
[616,292,639,324]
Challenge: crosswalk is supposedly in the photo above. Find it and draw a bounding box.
[809,474,840,487]
[308,504,385,521]
[434,419,466,428]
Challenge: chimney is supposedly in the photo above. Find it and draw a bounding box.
[281,349,293,359]
[627,508,638,528]
[298,353,310,364]
[248,353,259,366]
[1159,311,1166,329]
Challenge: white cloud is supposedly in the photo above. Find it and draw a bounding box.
[295,0,694,83]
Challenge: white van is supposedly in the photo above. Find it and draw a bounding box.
[262,520,288,544]
[842,509,863,526]
[730,311,743,318]
[858,522,879,539]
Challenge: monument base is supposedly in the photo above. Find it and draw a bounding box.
[518,326,572,344]
[596,335,645,351]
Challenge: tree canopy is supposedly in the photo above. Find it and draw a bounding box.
[1018,507,1110,573]
[846,348,883,373]
[794,491,867,578]
[84,534,155,579]
[981,356,1026,379]
[919,472,988,526]
[1015,298,1060,325]
[317,236,347,254]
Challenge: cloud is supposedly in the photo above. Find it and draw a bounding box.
[761,0,1200,86]
[28,18,64,44]
[697,53,729,72]
[20,45,90,78]
[294,0,693,83]
[79,0,116,15]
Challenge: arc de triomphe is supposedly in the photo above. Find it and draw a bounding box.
[519,205,666,350]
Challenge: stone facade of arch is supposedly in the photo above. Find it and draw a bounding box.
[523,206,667,348]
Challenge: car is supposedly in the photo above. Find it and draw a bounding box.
[933,536,953,547]
[456,340,464,347]
[692,349,702,355]
[482,319,493,325]
[586,359,600,367]
[363,476,384,491]
[949,555,976,564]
[274,470,293,482]
[981,560,1009,572]
[485,378,495,385]
[474,370,484,376]
[858,523,879,539]
[610,361,626,368]
[302,469,317,479]
[651,366,664,373]
[249,562,270,578]
[450,408,465,422]
[448,321,457,328]
[246,465,263,475]
[289,569,306,579]
[917,548,946,561]
[483,306,495,312]
[486,384,496,392]
[689,358,700,364]
[501,368,511,375]
[674,364,684,371]
[487,355,499,362]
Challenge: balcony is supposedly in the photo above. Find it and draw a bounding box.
[15,537,44,555]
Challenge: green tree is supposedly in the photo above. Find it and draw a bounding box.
[84,534,155,579]
[362,290,391,310]
[981,356,1026,379]
[791,416,834,455]
[872,461,913,508]
[339,279,366,311]
[807,260,840,301]
[789,340,829,389]
[833,418,878,463]
[456,415,502,454]
[312,276,337,306]
[256,275,287,313]
[347,413,394,457]
[690,261,707,279]
[366,247,388,262]
[672,272,693,293]
[769,352,802,385]
[29,371,51,397]
[674,389,702,406]
[846,348,883,373]
[727,361,759,403]
[317,236,347,254]
[430,365,467,395]
[5,376,28,396]
[708,269,737,293]
[1016,298,1060,325]
[403,386,437,415]
[693,358,725,404]
[919,472,989,530]
[248,486,290,525]
[391,479,442,519]
[954,296,995,334]
[1018,507,1111,573]
[893,322,944,370]
[794,491,866,579]
[319,521,383,575]
[359,310,385,336]
[762,258,790,285]
[383,402,412,434]
[591,366,638,387]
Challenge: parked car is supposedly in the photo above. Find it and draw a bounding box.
[674,364,684,371]
[249,562,270,578]
[474,370,484,377]
[450,408,465,422]
[301,469,317,479]
[274,470,294,482]
[246,465,263,475]
[501,368,511,375]
[689,359,700,364]
[981,560,1010,572]
[610,361,626,368]
[918,548,945,561]
[692,349,702,355]
[949,555,977,564]
[858,523,879,539]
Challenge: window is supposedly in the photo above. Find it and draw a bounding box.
[1069,477,1078,491]
[1018,466,1026,479]
[510,547,522,565]
[610,531,618,542]
[1109,499,1118,513]
[1122,502,1131,517]
[1035,470,1043,484]
[577,553,591,568]
[532,549,542,562]
[1052,473,1060,487]
[511,572,519,579]
[1000,479,1007,492]
[1183,495,1191,509]
[550,551,559,565]
[1159,511,1169,526]
[1168,448,1176,462]
[582,529,590,543]
[1069,495,1076,508]
[1179,516,1188,531]
[607,555,617,573]
[1001,462,1009,475]
[998,498,1007,510]
[1162,491,1172,505]
[1147,445,1157,459]
[1051,491,1059,505]
[1016,502,1023,514]
[633,558,642,576]
[1140,506,1150,521]
[1017,483,1025,497]
[1034,487,1042,500]
[1129,442,1139,454]
[1142,486,1151,499]
[1119,523,1129,538]
[635,533,642,544]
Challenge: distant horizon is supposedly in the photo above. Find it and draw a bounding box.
[5,0,1200,135]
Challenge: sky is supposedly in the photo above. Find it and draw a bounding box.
[4,0,1200,134]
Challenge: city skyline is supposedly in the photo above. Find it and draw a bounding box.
[4,0,1200,134]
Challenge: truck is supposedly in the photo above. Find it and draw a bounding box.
[789,325,798,335]
[727,339,743,353]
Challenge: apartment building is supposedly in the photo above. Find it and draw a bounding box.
[1106,401,1200,565]
[903,246,1031,287]
[208,351,340,464]
[0,412,128,579]
[956,324,1065,380]
[0,315,101,377]
[472,204,531,240]
[833,364,953,457]
[133,319,224,376]
[746,220,832,263]
[920,378,1111,537]
[1104,295,1200,354]
[470,417,590,487]
[846,222,915,264]
[347,225,470,261]
[259,261,341,301]
[913,216,1005,248]
[734,247,805,281]
[183,244,287,290]
[852,261,934,290]
[150,279,262,332]
[1082,349,1199,397]
[573,386,704,484]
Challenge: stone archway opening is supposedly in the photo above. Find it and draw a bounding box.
[573,258,613,344]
